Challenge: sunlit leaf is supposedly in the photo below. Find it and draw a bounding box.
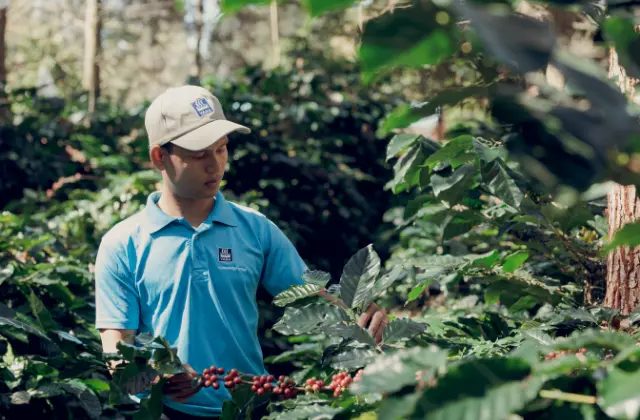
[274,283,324,307]
[382,318,427,343]
[339,244,381,309]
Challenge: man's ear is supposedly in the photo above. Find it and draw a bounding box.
[150,145,167,170]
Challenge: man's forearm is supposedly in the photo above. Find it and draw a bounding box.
[100,329,137,375]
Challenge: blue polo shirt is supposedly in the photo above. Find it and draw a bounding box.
[94,190,307,417]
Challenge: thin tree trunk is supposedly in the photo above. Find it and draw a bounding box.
[0,5,9,123]
[270,0,280,68]
[605,27,640,315]
[190,0,204,83]
[83,0,101,119]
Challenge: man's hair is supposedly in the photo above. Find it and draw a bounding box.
[161,142,174,153]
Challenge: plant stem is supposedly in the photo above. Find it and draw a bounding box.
[539,389,596,404]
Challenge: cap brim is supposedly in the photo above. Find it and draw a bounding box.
[170,120,251,151]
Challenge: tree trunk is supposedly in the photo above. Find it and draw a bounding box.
[83,0,101,118]
[0,4,9,123]
[270,0,280,68]
[190,0,204,83]
[605,27,640,315]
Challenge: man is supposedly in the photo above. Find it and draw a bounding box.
[94,85,389,419]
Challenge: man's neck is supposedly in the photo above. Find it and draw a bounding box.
[156,187,215,229]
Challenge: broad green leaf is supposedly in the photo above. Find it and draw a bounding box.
[380,87,490,136]
[61,379,102,419]
[264,343,322,364]
[273,283,324,307]
[339,244,381,309]
[382,318,427,343]
[386,144,424,193]
[502,252,529,273]
[263,404,343,420]
[430,164,477,204]
[350,346,447,395]
[302,270,331,286]
[386,134,421,161]
[378,393,421,420]
[0,316,50,341]
[10,390,30,405]
[371,264,405,296]
[484,288,501,305]
[603,222,640,253]
[26,289,57,331]
[133,378,167,420]
[359,1,457,82]
[329,348,378,370]
[441,211,482,240]
[323,323,376,346]
[424,135,474,170]
[407,282,428,303]
[220,0,271,14]
[481,159,524,209]
[413,357,545,420]
[467,250,501,269]
[273,303,350,335]
[597,367,640,420]
[82,379,110,393]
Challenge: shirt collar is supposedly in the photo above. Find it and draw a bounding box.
[143,191,238,234]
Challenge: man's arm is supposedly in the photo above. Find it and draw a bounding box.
[99,328,137,374]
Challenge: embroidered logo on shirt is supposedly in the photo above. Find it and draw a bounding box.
[191,97,214,118]
[218,248,233,262]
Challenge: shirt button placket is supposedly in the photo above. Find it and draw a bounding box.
[192,231,209,282]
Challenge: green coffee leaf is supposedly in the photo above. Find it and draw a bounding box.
[273,283,324,307]
[424,135,474,171]
[597,367,640,420]
[481,159,524,209]
[502,252,529,273]
[359,1,457,82]
[413,357,545,419]
[302,270,331,286]
[323,323,376,346]
[382,318,427,343]
[329,348,378,370]
[603,222,640,253]
[339,244,381,309]
[273,303,350,335]
[263,404,343,420]
[350,346,447,395]
[386,134,421,161]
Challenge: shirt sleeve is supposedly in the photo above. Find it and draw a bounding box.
[94,235,140,331]
[260,219,308,297]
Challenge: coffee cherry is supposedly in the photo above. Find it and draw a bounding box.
[233,377,242,385]
[284,388,292,398]
[253,376,260,382]
[312,384,320,392]
[251,385,258,392]
[257,388,265,396]
[267,375,275,383]
[217,367,225,375]
[211,375,218,382]
[203,368,210,375]
[263,383,272,390]
[224,381,233,388]
[273,386,281,394]
[212,382,219,390]
[334,389,341,397]
[278,375,285,382]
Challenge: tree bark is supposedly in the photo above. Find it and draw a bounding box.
[270,0,280,68]
[83,0,101,118]
[190,0,204,83]
[605,26,640,315]
[0,5,9,123]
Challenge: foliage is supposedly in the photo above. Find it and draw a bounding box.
[3,0,640,418]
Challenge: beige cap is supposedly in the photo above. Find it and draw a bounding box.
[145,85,251,151]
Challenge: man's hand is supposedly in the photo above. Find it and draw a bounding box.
[162,364,203,403]
[357,302,388,345]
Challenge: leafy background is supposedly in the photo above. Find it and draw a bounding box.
[2,0,640,419]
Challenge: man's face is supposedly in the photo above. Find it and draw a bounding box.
[160,137,229,200]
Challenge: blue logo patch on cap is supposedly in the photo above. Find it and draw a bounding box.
[191,97,214,117]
